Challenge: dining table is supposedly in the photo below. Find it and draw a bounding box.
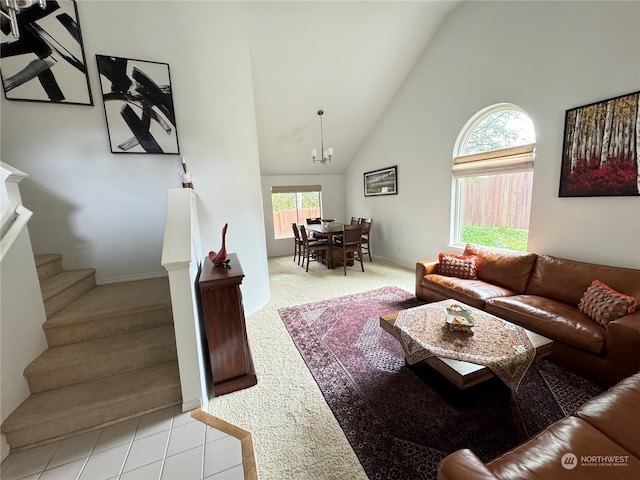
[305,222,345,269]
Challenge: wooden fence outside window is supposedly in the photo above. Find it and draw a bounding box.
[273,208,321,239]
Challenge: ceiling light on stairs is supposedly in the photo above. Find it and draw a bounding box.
[311,109,333,165]
[0,0,47,39]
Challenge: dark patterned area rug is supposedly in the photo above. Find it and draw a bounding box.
[278,286,604,480]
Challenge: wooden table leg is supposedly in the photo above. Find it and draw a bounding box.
[327,234,334,269]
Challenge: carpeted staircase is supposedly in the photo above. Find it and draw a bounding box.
[1,254,182,451]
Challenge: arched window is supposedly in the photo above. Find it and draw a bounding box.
[452,104,536,251]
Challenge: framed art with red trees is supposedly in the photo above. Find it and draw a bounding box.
[559,91,639,197]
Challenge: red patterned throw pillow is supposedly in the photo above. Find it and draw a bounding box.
[438,253,478,280]
[578,280,637,327]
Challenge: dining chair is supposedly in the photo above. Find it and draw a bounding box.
[360,218,372,262]
[350,217,361,225]
[305,217,323,239]
[337,224,364,275]
[291,223,304,265]
[299,224,330,272]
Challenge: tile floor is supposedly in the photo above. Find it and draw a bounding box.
[0,406,244,480]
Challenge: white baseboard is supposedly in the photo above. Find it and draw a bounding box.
[96,271,168,285]
[1,434,10,463]
[182,398,202,412]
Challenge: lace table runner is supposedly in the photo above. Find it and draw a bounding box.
[394,299,535,391]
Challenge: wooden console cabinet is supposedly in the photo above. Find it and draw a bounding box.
[198,253,257,396]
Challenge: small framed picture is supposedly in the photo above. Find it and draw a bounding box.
[364,166,398,197]
[96,55,180,154]
[559,91,639,197]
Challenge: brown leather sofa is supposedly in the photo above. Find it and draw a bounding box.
[416,244,640,387]
[437,372,640,480]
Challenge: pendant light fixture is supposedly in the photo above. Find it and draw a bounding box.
[311,109,333,164]
[0,0,47,39]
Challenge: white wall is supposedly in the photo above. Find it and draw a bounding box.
[261,174,345,257]
[0,1,270,313]
[346,0,640,269]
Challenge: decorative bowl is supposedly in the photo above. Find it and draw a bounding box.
[445,304,474,333]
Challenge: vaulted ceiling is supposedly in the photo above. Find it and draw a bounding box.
[245,1,461,175]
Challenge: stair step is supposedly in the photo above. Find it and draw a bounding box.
[40,269,96,318]
[43,277,173,347]
[34,254,62,281]
[25,325,178,393]
[1,361,181,451]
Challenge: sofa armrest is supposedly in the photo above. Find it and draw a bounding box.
[416,258,438,295]
[438,449,498,480]
[605,310,640,377]
[609,310,640,334]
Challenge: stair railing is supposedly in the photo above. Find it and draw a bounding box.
[0,161,48,461]
[161,188,210,411]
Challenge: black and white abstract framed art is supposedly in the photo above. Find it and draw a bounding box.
[364,166,398,197]
[96,55,180,155]
[0,0,92,105]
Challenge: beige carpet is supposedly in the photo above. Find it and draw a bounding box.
[204,255,416,480]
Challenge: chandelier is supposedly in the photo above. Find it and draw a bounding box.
[1,0,47,39]
[311,109,333,164]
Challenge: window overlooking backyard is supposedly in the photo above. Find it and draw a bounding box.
[452,104,536,252]
[271,185,321,239]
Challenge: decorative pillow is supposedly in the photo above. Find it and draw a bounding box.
[578,280,637,327]
[438,253,479,280]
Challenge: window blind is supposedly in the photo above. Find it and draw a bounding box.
[453,144,535,178]
[271,185,322,194]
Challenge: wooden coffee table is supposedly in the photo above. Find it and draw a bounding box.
[380,310,553,390]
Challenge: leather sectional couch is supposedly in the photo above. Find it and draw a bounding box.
[437,372,640,479]
[416,244,640,387]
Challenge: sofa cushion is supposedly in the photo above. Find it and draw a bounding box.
[578,280,637,327]
[575,373,640,459]
[463,244,537,293]
[526,255,640,305]
[438,449,499,480]
[488,417,639,480]
[423,274,516,309]
[438,253,478,279]
[485,295,606,354]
